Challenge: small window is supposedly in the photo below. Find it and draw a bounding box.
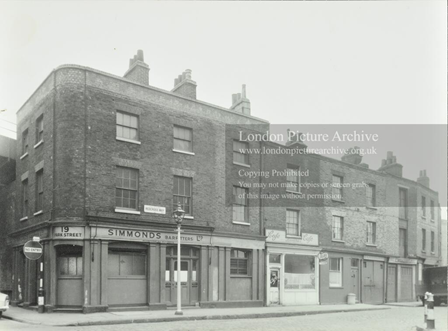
[22,129,29,155]
[115,167,139,210]
[173,176,192,215]
[286,167,300,193]
[366,221,376,245]
[116,111,139,141]
[332,216,344,241]
[332,175,343,200]
[22,180,29,218]
[351,259,359,268]
[233,140,249,165]
[421,196,426,217]
[35,170,43,212]
[431,231,435,253]
[366,184,376,207]
[422,229,426,251]
[230,249,250,275]
[233,186,248,222]
[399,188,408,219]
[329,258,342,287]
[58,256,83,276]
[173,125,193,152]
[36,115,43,143]
[286,209,300,236]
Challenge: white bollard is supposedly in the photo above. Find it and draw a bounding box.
[426,292,435,330]
[424,292,429,322]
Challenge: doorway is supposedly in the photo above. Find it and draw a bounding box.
[350,258,360,302]
[56,245,83,307]
[165,246,199,306]
[269,268,280,304]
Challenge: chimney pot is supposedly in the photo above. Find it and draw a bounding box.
[124,50,150,86]
[137,49,144,61]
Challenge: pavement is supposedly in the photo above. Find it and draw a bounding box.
[2,304,393,327]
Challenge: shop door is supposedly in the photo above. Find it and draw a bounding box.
[165,246,199,306]
[400,266,413,302]
[387,265,397,302]
[56,246,83,307]
[363,261,384,304]
[269,268,280,304]
[350,259,360,302]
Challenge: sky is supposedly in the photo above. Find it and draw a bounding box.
[0,0,446,215]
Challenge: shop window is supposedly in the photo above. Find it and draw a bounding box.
[173,176,192,215]
[230,249,250,275]
[173,125,193,153]
[108,251,146,276]
[329,258,342,287]
[233,140,249,165]
[284,255,315,289]
[116,111,139,141]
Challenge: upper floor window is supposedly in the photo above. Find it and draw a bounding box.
[233,140,249,166]
[399,228,407,257]
[116,112,139,141]
[422,228,426,252]
[233,186,248,223]
[399,188,408,219]
[36,115,43,143]
[366,221,376,245]
[22,180,28,218]
[173,176,192,216]
[366,184,376,207]
[115,167,138,210]
[173,126,193,153]
[332,175,343,200]
[22,129,29,156]
[286,210,300,236]
[332,216,344,241]
[35,170,43,212]
[431,231,435,253]
[422,196,426,217]
[230,249,250,275]
[286,167,300,193]
[430,200,435,220]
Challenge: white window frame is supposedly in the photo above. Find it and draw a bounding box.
[286,209,300,236]
[366,221,376,245]
[332,216,344,241]
[173,125,193,153]
[116,111,139,143]
[286,167,301,193]
[233,140,249,166]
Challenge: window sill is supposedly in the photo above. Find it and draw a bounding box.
[34,140,43,149]
[184,215,194,220]
[116,137,141,145]
[329,286,343,289]
[232,221,250,226]
[331,199,345,203]
[233,162,250,168]
[286,190,302,195]
[366,243,377,247]
[332,239,345,243]
[173,149,195,156]
[20,152,28,160]
[33,210,43,216]
[20,216,28,222]
[366,206,377,210]
[115,208,141,215]
[230,275,252,278]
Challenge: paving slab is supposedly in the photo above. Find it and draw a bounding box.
[2,304,392,327]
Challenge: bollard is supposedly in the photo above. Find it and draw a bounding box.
[424,292,429,322]
[426,292,435,330]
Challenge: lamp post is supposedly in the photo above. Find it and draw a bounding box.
[172,203,185,316]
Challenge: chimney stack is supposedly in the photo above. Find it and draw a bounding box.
[172,69,197,99]
[123,50,150,85]
[378,151,403,177]
[341,146,363,165]
[417,170,430,188]
[230,85,251,115]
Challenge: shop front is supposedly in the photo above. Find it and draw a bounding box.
[265,229,320,306]
[11,223,265,313]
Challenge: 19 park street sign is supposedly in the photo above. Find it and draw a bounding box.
[23,240,43,260]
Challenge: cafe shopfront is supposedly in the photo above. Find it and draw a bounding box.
[265,229,320,306]
[25,223,265,313]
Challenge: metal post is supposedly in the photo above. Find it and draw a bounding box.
[426,292,435,330]
[37,261,44,313]
[175,224,183,315]
[424,292,428,322]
